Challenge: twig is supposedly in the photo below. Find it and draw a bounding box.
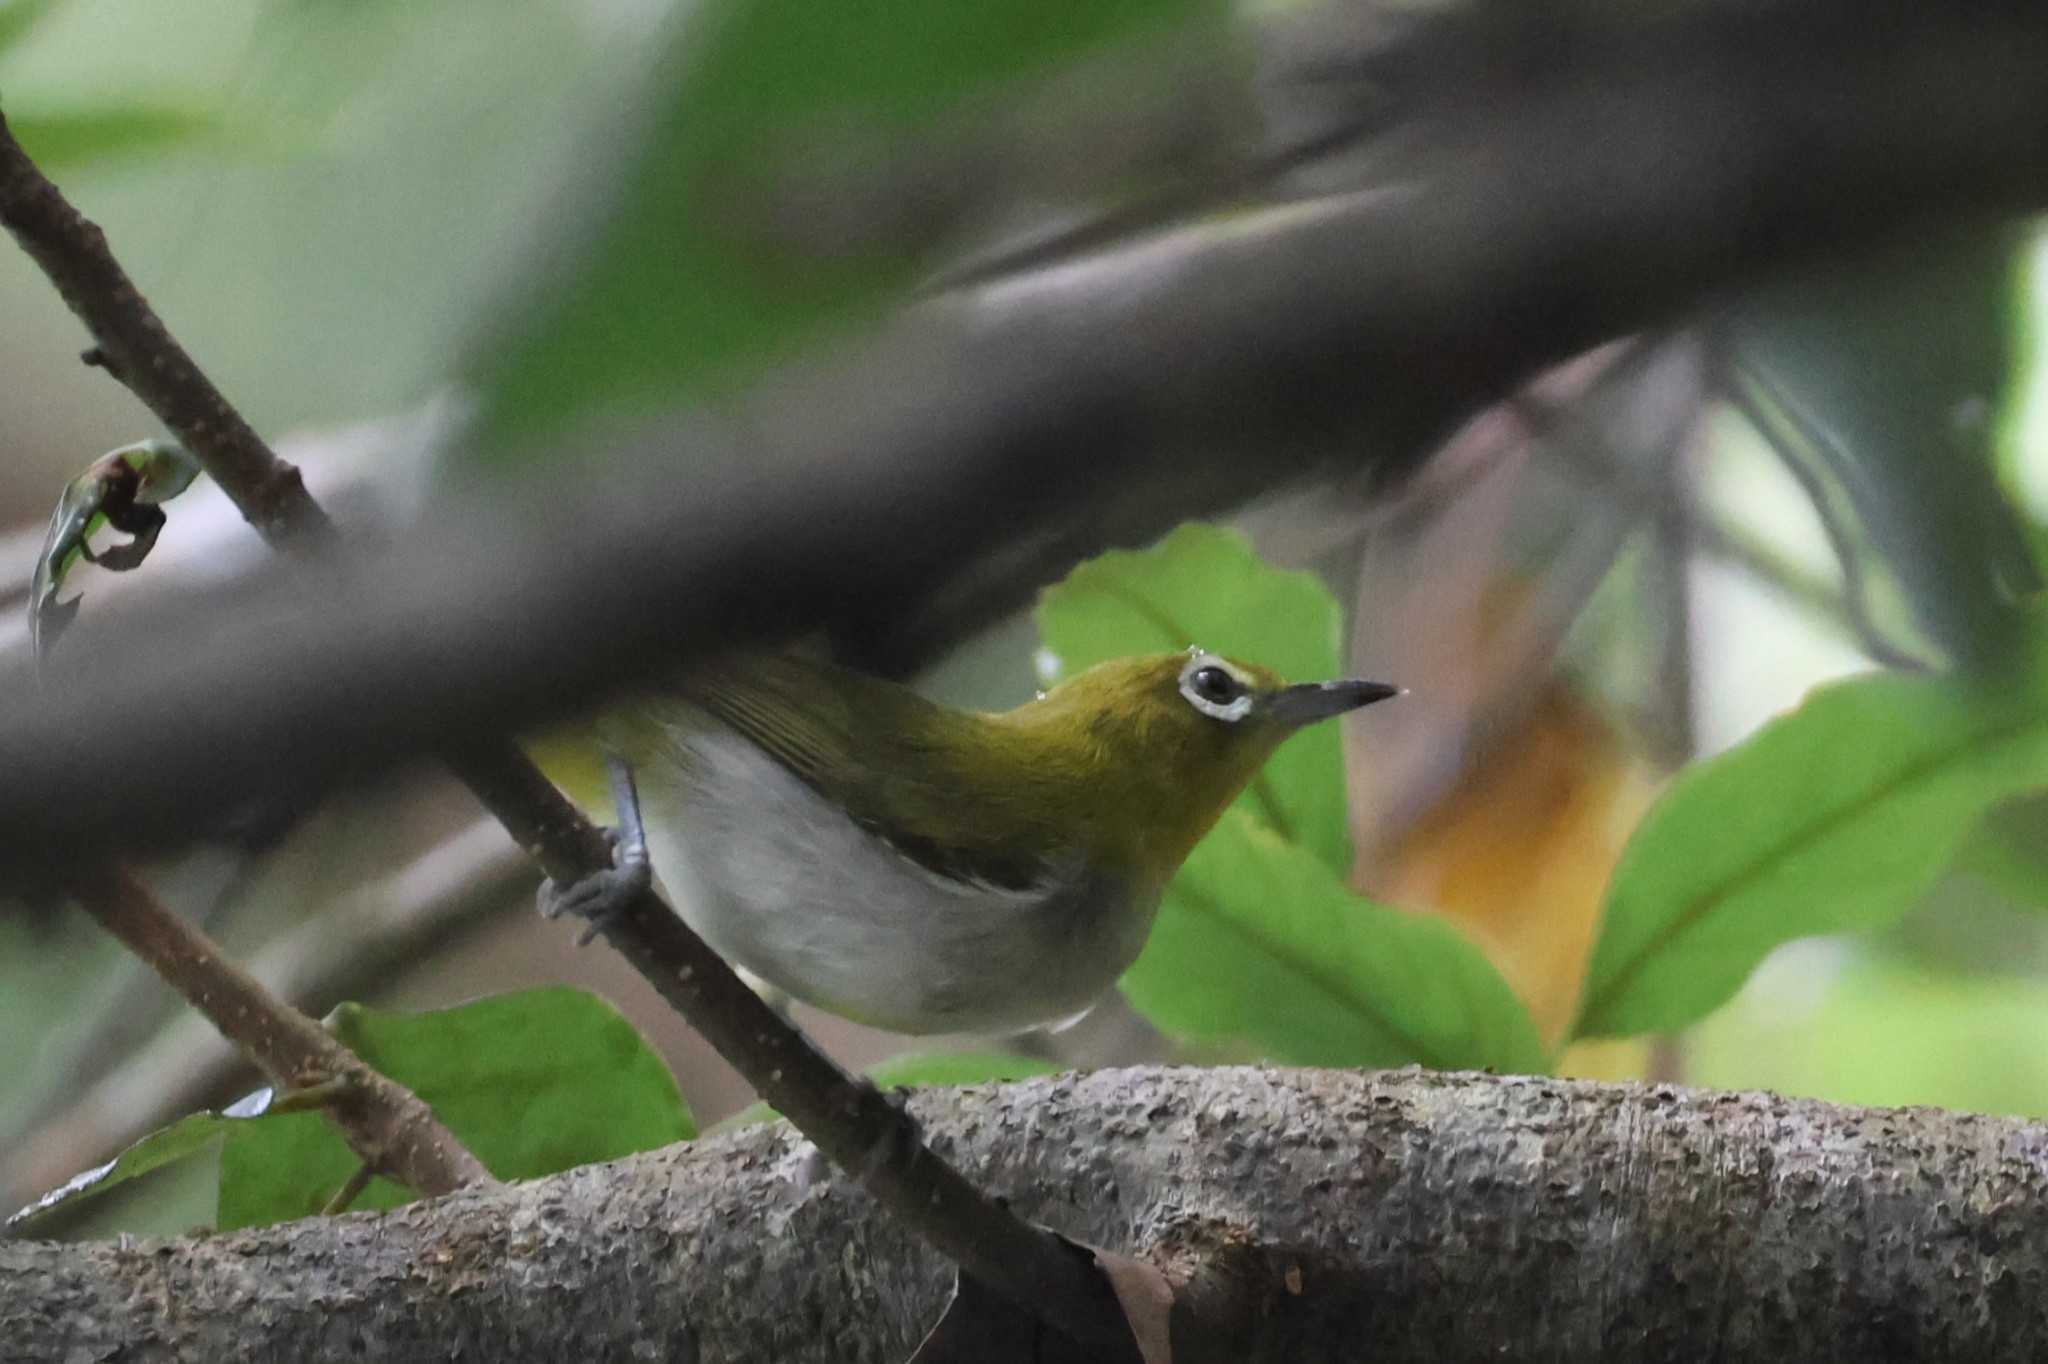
[321,1164,376,1217]
[1538,361,1899,652]
[0,111,1135,1351]
[24,849,270,1138]
[1645,437,1698,768]
[1721,355,1933,671]
[440,747,1141,1346]
[0,120,335,556]
[0,109,490,1205]
[67,866,491,1197]
[0,116,489,1200]
[5,821,530,1213]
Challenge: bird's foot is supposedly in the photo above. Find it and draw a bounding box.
[536,831,650,944]
[794,1080,928,1195]
[856,1081,926,1188]
[536,755,651,945]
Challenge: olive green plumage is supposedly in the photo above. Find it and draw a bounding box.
[602,648,1395,1033]
[621,653,1323,894]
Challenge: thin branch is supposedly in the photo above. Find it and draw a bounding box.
[5,821,531,1215]
[0,121,335,555]
[0,110,1135,1352]
[438,747,1141,1348]
[320,1164,376,1217]
[66,865,491,1197]
[25,848,270,1140]
[1536,355,1904,655]
[1721,355,1934,671]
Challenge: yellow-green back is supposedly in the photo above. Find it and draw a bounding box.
[612,652,1304,897]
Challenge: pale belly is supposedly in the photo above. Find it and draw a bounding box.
[637,728,1157,1036]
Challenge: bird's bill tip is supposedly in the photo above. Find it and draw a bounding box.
[1267,678,1402,726]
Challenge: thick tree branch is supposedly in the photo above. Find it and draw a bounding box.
[8,1067,2048,1361]
[66,866,492,1198]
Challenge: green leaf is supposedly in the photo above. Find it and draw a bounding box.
[5,1099,260,1236]
[1123,811,1547,1073]
[31,439,202,659]
[0,0,60,56]
[5,105,218,169]
[864,1051,1062,1090]
[1576,658,2048,1039]
[713,1051,1060,1132]
[467,0,1227,459]
[1034,522,1355,872]
[1690,950,2048,1120]
[218,987,691,1230]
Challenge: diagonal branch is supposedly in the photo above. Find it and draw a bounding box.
[3,1,2047,864]
[0,111,1135,1353]
[67,866,491,1197]
[0,129,335,554]
[6,822,531,1216]
[0,115,489,1206]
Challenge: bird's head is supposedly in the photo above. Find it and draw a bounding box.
[1012,648,1400,882]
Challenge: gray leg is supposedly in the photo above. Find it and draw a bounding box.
[537,754,652,944]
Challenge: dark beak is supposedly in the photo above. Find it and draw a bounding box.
[1266,679,1402,727]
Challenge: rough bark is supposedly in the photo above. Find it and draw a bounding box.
[8,1067,2048,1362]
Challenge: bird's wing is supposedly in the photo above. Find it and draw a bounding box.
[675,656,1065,894]
[679,657,861,795]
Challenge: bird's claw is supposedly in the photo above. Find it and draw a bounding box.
[858,1082,925,1187]
[537,755,652,945]
[794,1081,927,1196]
[536,830,651,943]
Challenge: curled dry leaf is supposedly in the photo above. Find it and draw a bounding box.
[30,439,200,658]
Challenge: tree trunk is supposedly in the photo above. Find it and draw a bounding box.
[6,1067,2046,1361]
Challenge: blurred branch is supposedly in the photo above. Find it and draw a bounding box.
[2,0,2043,861]
[5,821,532,1214]
[1538,348,1918,659]
[0,109,1136,1353]
[1722,355,1935,671]
[1645,459,1698,767]
[65,866,492,1198]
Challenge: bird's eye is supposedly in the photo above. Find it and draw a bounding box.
[1190,665,1241,705]
[1179,653,1255,721]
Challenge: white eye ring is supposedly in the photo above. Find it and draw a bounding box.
[1178,652,1254,723]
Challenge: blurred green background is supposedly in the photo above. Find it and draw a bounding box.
[7,0,2048,1240]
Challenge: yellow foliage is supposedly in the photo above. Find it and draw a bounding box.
[1365,686,1659,1050]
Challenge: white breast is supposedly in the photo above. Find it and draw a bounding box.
[638,727,1156,1036]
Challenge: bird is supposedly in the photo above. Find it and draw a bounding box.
[543,648,1398,1036]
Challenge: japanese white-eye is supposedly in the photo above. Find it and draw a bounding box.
[553,649,1398,1036]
